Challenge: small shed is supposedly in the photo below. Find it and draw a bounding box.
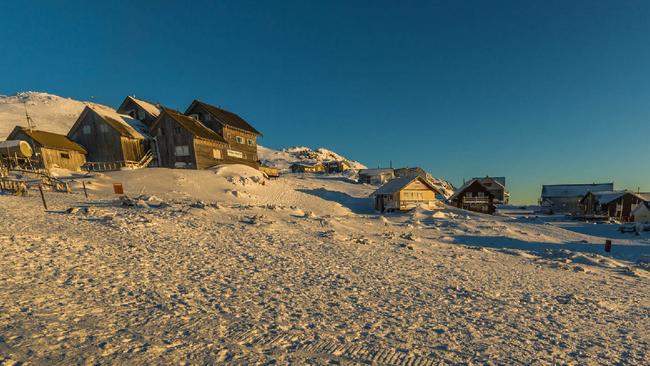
[290,162,325,173]
[448,179,496,214]
[358,168,394,185]
[6,126,87,171]
[372,175,443,212]
[151,108,228,169]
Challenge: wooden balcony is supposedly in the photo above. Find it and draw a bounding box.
[462,196,490,204]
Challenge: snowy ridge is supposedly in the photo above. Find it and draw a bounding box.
[0,91,112,139]
[258,145,367,171]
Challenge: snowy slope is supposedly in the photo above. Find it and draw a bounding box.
[1,168,649,364]
[0,91,113,139]
[258,145,367,171]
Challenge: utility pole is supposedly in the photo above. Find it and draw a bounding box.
[23,103,35,131]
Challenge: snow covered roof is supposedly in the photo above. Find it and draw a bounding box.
[584,191,626,205]
[9,126,86,153]
[127,96,161,118]
[87,105,150,139]
[186,100,262,136]
[359,168,394,176]
[541,183,614,198]
[372,175,442,196]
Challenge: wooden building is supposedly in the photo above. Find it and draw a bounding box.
[448,179,496,214]
[68,105,153,170]
[151,108,228,169]
[324,160,352,173]
[372,175,443,212]
[358,168,395,185]
[540,183,613,214]
[472,176,509,204]
[580,191,646,222]
[7,126,87,171]
[116,96,162,128]
[185,100,262,168]
[290,162,325,173]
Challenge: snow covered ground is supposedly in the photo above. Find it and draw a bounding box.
[1,167,649,364]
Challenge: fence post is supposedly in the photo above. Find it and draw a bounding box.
[38,184,48,210]
[82,181,88,198]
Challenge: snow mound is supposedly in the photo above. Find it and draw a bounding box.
[258,145,366,171]
[0,91,113,139]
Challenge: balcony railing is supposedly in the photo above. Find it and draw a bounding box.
[462,196,490,204]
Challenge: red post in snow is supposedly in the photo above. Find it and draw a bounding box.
[605,240,612,253]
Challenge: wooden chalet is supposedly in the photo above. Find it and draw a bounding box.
[580,191,647,222]
[185,100,262,168]
[116,96,162,128]
[68,105,153,170]
[290,162,325,173]
[358,168,395,185]
[448,179,496,214]
[6,126,87,171]
[151,108,228,169]
[372,175,443,212]
[472,176,509,204]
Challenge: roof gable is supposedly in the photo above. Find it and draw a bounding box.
[8,126,86,153]
[542,183,614,198]
[118,96,162,118]
[185,100,262,136]
[448,179,494,201]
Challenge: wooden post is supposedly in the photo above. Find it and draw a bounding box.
[605,240,612,253]
[82,181,88,198]
[38,184,48,210]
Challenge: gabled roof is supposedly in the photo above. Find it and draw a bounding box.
[637,192,650,202]
[82,105,150,139]
[582,191,627,205]
[632,201,650,214]
[122,96,162,118]
[154,108,227,143]
[372,175,443,196]
[185,100,262,136]
[359,168,394,176]
[541,183,614,198]
[448,178,494,201]
[473,176,506,188]
[9,126,86,153]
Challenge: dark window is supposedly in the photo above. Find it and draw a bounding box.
[60,152,70,159]
[174,126,182,134]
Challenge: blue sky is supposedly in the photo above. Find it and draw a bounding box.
[2,0,649,203]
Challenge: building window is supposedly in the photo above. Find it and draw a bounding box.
[174,145,190,157]
[226,132,231,138]
[174,126,182,134]
[100,124,109,133]
[247,138,254,146]
[212,149,222,159]
[82,125,91,134]
[60,152,70,159]
[204,113,211,121]
[236,136,244,144]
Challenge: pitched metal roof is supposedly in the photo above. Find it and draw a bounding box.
[9,126,86,153]
[186,100,262,136]
[372,175,442,196]
[156,108,227,143]
[541,183,614,198]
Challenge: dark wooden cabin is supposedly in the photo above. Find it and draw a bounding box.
[116,96,162,128]
[580,191,646,222]
[472,176,509,204]
[151,108,228,169]
[185,100,262,168]
[7,126,87,171]
[448,179,496,214]
[68,106,153,169]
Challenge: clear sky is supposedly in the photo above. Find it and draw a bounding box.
[2,0,649,204]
